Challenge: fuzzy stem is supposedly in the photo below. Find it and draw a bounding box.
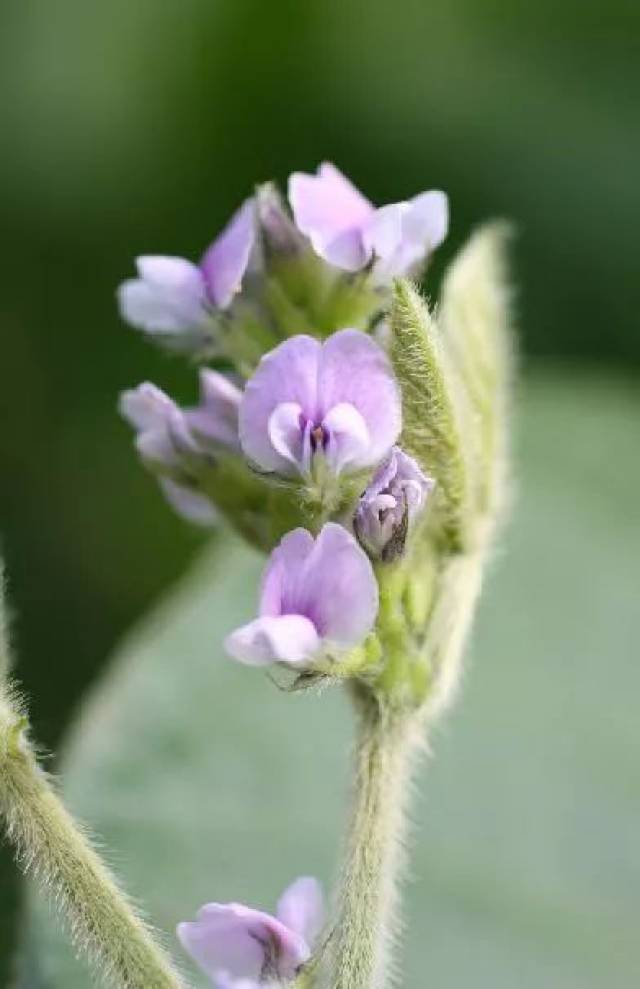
[0,578,187,989]
[0,696,188,989]
[326,688,420,989]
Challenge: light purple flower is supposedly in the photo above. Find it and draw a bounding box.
[225,523,378,666]
[355,447,435,561]
[238,329,401,480]
[184,369,242,453]
[158,477,218,527]
[119,382,197,469]
[119,371,242,525]
[177,877,324,987]
[256,183,307,256]
[117,198,255,345]
[289,162,448,278]
[120,371,241,463]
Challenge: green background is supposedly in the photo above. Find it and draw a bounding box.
[0,1,638,986]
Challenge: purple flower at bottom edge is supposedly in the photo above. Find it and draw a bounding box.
[117,198,255,344]
[288,162,448,279]
[225,523,378,666]
[177,877,324,988]
[238,329,401,480]
[355,447,435,561]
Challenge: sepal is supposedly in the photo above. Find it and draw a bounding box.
[390,280,471,551]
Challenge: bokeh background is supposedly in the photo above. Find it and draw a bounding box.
[1,2,638,987]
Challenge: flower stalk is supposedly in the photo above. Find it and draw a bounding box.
[322,687,421,989]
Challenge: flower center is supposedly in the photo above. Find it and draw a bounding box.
[307,419,328,453]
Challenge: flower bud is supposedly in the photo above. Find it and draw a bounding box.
[256,182,308,257]
[354,447,434,562]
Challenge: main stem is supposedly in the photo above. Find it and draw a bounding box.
[327,687,420,989]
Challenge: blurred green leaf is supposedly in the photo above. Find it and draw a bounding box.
[0,845,21,987]
[27,372,640,988]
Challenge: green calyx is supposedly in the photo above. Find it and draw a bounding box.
[353,226,513,712]
[364,547,437,709]
[390,224,512,552]
[390,280,471,552]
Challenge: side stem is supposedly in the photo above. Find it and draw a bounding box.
[0,694,188,989]
[326,687,420,989]
[0,571,187,989]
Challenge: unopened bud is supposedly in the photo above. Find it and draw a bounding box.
[354,447,434,562]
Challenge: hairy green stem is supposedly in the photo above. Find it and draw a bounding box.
[0,695,188,989]
[326,688,421,989]
[0,575,187,989]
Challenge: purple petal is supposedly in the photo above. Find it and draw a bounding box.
[239,330,400,478]
[268,402,306,469]
[288,162,373,271]
[257,182,306,255]
[159,479,217,527]
[225,615,320,666]
[229,525,377,664]
[239,335,321,474]
[361,203,405,265]
[119,382,176,432]
[297,523,378,647]
[120,383,194,468]
[321,227,370,272]
[135,428,180,467]
[259,528,316,617]
[201,198,256,309]
[364,192,449,280]
[184,369,242,451]
[317,329,401,468]
[136,255,204,294]
[405,190,449,251]
[355,446,434,558]
[322,402,370,474]
[177,902,309,982]
[118,256,207,332]
[277,877,324,945]
[177,908,263,980]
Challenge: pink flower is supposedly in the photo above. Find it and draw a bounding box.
[225,523,378,666]
[117,199,255,347]
[289,162,448,279]
[238,329,401,480]
[177,877,324,987]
